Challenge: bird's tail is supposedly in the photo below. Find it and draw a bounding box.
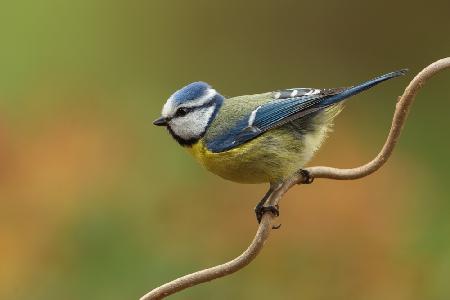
[320,69,408,106]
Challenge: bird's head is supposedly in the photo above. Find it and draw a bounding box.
[153,82,224,146]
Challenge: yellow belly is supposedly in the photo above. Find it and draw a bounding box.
[187,128,316,184]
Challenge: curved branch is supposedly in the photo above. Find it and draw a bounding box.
[308,58,450,180]
[140,58,450,300]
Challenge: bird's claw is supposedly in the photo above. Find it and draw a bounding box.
[299,169,314,184]
[255,204,280,224]
[272,223,282,230]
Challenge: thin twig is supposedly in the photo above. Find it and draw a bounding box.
[140,58,450,300]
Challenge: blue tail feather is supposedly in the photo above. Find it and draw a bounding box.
[320,69,408,106]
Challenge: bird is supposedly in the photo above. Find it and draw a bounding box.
[153,69,407,223]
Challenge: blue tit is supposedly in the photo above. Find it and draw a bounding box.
[153,69,407,222]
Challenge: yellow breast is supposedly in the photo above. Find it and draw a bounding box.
[187,139,267,183]
[186,129,312,184]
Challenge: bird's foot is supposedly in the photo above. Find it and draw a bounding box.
[299,169,314,184]
[255,204,280,224]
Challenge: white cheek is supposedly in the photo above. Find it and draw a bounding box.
[170,106,215,140]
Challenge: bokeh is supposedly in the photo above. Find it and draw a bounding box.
[1,1,449,299]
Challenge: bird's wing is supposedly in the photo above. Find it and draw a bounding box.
[252,88,345,132]
[205,69,407,153]
[205,87,344,153]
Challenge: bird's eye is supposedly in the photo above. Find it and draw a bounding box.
[175,107,189,117]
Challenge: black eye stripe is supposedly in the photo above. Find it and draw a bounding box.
[173,102,215,118]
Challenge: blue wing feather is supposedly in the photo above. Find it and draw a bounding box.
[206,69,407,153]
[253,94,326,130]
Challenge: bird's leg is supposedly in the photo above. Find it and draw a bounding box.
[254,170,313,226]
[254,185,280,224]
[298,169,314,184]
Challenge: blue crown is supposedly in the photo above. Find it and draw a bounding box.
[171,82,211,105]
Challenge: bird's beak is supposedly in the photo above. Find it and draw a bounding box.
[153,116,168,126]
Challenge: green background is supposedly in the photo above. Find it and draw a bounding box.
[0,1,449,299]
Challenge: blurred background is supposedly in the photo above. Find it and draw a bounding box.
[0,1,449,299]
